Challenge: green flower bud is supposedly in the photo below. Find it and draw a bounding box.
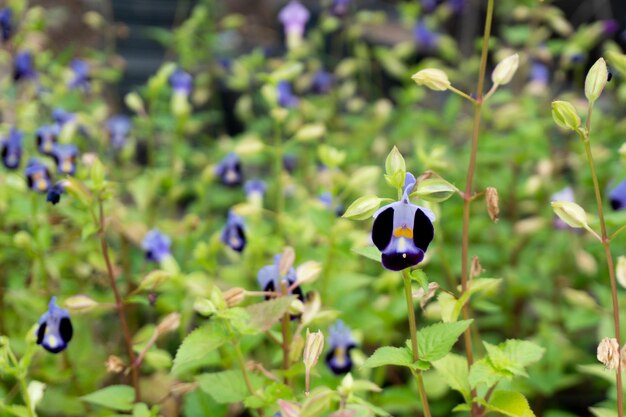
[551,101,581,131]
[585,57,608,103]
[551,201,588,229]
[411,68,451,91]
[492,53,519,86]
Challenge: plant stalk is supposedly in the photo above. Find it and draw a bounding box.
[280,281,292,386]
[402,270,432,417]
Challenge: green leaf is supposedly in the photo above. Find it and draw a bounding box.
[80,385,135,411]
[469,358,504,389]
[410,269,429,291]
[484,340,545,377]
[363,346,414,369]
[486,390,535,417]
[2,405,30,417]
[590,407,619,417]
[432,353,471,401]
[412,178,458,202]
[417,320,473,362]
[245,296,297,333]
[197,370,263,404]
[352,246,381,263]
[172,320,231,376]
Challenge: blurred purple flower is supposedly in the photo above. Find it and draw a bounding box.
[413,20,439,51]
[278,1,310,40]
[36,297,73,354]
[215,153,243,187]
[47,181,67,205]
[311,70,334,94]
[331,0,351,17]
[36,125,60,156]
[13,51,36,81]
[1,128,22,170]
[325,320,357,375]
[372,173,435,271]
[69,59,90,90]
[320,192,344,217]
[221,211,246,252]
[142,229,172,262]
[52,108,75,126]
[421,0,438,13]
[448,0,465,13]
[277,81,299,108]
[551,186,578,229]
[51,144,78,176]
[25,159,52,193]
[0,8,12,41]
[169,68,193,97]
[245,179,267,200]
[257,254,303,304]
[283,154,297,173]
[603,19,619,35]
[609,179,626,211]
[106,115,132,149]
[530,61,549,86]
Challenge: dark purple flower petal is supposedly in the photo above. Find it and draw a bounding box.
[36,297,73,354]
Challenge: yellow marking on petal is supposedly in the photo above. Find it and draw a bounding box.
[225,169,238,183]
[394,227,413,239]
[37,179,47,191]
[334,347,346,367]
[62,159,72,173]
[47,334,58,348]
[44,141,52,153]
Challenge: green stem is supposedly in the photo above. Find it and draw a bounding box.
[19,377,36,417]
[402,270,432,417]
[234,342,255,396]
[274,120,284,237]
[280,281,291,386]
[581,105,623,417]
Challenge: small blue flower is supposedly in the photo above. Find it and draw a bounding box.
[69,59,91,90]
[221,211,246,252]
[169,68,193,97]
[0,8,12,41]
[52,108,75,126]
[372,173,435,271]
[36,297,73,354]
[245,179,267,201]
[279,1,310,39]
[311,70,334,95]
[609,179,626,211]
[106,115,132,149]
[51,144,78,176]
[277,81,299,108]
[1,128,22,170]
[421,0,438,13]
[319,192,344,217]
[36,125,60,156]
[325,320,356,375]
[530,61,549,86]
[13,51,36,81]
[25,159,52,193]
[413,20,439,51]
[283,154,297,173]
[603,19,619,35]
[331,0,350,17]
[142,229,172,262]
[215,153,243,187]
[257,254,304,302]
[47,181,67,205]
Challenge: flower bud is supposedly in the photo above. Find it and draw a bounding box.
[550,201,588,229]
[385,146,406,177]
[296,261,322,286]
[303,329,325,396]
[223,287,246,307]
[411,68,451,91]
[194,298,216,316]
[413,178,457,202]
[470,256,483,280]
[124,91,145,114]
[485,187,500,222]
[585,57,608,103]
[155,313,181,336]
[492,53,519,86]
[278,400,302,417]
[64,295,99,312]
[279,247,296,277]
[412,282,439,310]
[597,337,620,370]
[105,355,126,374]
[551,101,581,131]
[342,195,385,221]
[617,256,626,289]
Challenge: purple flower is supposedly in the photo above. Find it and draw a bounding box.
[50,144,78,176]
[13,51,36,81]
[413,20,439,51]
[277,81,299,108]
[257,254,303,302]
[221,211,246,252]
[278,1,310,40]
[1,128,22,170]
[36,125,60,156]
[421,0,438,13]
[311,70,334,95]
[215,153,243,187]
[169,68,193,97]
[52,108,75,126]
[609,179,626,211]
[603,19,619,35]
[47,181,67,205]
[331,0,351,17]
[530,61,549,86]
[448,0,465,13]
[69,59,90,90]
[0,8,12,41]
[325,320,356,375]
[372,173,435,271]
[245,179,267,201]
[142,229,172,262]
[283,154,297,173]
[319,192,344,217]
[106,115,132,149]
[25,159,52,193]
[36,297,73,354]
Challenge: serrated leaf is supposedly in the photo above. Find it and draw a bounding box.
[197,370,263,404]
[484,340,545,378]
[416,320,473,362]
[486,390,535,417]
[352,246,381,263]
[363,346,414,369]
[80,385,135,411]
[432,353,471,401]
[245,296,297,333]
[469,358,505,389]
[172,321,231,376]
[485,342,526,377]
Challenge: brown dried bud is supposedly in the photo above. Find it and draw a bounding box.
[223,287,246,307]
[597,337,620,370]
[412,282,439,310]
[279,246,296,277]
[470,256,483,280]
[105,355,126,374]
[155,313,181,336]
[485,187,500,222]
